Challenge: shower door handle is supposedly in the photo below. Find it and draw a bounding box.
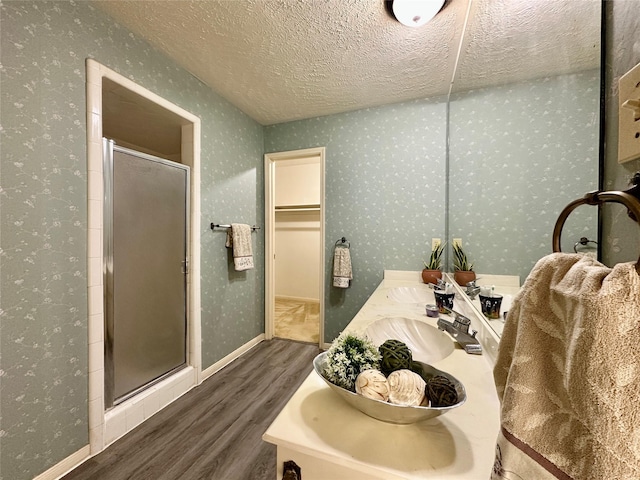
[182,259,189,274]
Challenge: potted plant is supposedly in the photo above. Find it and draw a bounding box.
[422,241,445,284]
[452,242,476,286]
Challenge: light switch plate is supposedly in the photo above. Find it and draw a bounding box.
[453,238,462,249]
[431,238,441,250]
[618,62,640,164]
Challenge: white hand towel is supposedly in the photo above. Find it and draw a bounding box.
[333,246,352,288]
[225,223,254,271]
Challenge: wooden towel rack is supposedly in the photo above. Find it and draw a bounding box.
[552,176,640,273]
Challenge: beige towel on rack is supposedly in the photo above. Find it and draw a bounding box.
[225,223,254,271]
[333,246,352,288]
[492,253,640,480]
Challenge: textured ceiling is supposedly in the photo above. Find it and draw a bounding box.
[91,0,601,126]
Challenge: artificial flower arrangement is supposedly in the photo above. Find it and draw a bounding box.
[323,332,458,408]
[323,332,381,391]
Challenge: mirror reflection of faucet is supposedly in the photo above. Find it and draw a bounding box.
[431,278,446,290]
[465,280,481,299]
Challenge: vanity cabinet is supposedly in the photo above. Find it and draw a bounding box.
[263,270,501,479]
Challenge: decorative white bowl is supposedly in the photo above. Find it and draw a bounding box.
[313,352,466,424]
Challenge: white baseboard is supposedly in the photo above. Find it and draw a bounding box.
[34,445,90,480]
[201,334,265,381]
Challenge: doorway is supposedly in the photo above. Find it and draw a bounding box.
[86,59,201,452]
[265,148,325,347]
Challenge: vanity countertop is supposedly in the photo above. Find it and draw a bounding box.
[263,271,501,480]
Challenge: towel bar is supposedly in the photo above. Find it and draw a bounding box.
[210,223,260,231]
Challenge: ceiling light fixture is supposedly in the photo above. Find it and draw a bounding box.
[391,0,445,28]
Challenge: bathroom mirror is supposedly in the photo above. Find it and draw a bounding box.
[447,0,602,336]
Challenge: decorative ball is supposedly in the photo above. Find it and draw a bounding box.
[379,339,413,376]
[410,360,424,377]
[387,369,427,406]
[425,375,459,407]
[355,369,390,402]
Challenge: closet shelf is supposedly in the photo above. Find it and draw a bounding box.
[275,204,320,212]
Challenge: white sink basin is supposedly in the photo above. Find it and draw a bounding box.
[387,286,432,304]
[365,317,454,364]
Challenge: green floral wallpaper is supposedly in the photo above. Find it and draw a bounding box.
[265,100,448,342]
[449,71,600,282]
[265,71,600,340]
[1,0,633,478]
[1,2,263,479]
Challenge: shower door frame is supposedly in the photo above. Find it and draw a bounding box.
[103,140,190,408]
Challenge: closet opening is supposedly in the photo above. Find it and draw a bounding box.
[265,148,325,347]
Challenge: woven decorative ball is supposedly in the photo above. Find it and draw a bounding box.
[355,369,390,402]
[410,360,424,377]
[425,375,458,407]
[379,339,413,376]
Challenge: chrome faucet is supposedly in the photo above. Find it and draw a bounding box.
[437,311,483,355]
[464,280,481,299]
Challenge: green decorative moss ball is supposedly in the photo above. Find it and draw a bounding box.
[425,375,458,407]
[410,360,424,377]
[379,339,413,376]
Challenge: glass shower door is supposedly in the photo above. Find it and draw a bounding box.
[104,139,189,407]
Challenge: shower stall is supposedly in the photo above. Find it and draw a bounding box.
[103,139,189,408]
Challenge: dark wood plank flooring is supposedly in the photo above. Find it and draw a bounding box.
[63,339,320,480]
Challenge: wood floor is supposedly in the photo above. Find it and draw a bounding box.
[274,297,320,343]
[63,339,321,480]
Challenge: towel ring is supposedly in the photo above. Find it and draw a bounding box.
[552,190,640,274]
[335,237,350,248]
[573,237,598,253]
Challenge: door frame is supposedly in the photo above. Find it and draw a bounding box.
[264,147,325,348]
[86,59,201,453]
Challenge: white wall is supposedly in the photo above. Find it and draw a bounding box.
[275,211,320,301]
[274,158,321,301]
[275,157,321,206]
